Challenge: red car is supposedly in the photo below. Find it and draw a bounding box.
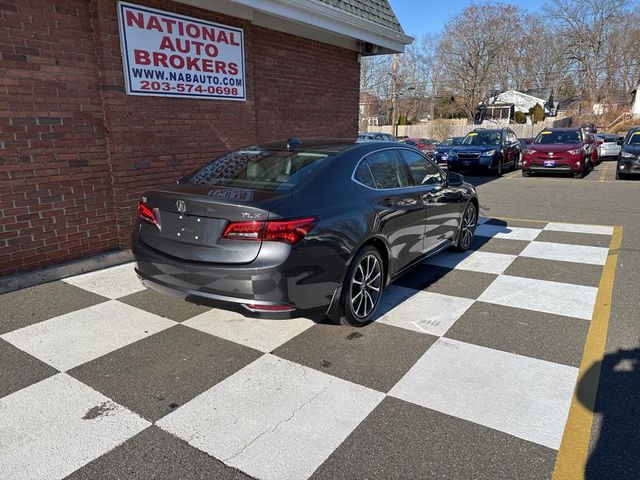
[400,138,437,153]
[521,128,596,178]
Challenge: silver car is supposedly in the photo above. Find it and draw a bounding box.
[357,132,398,143]
[596,134,623,159]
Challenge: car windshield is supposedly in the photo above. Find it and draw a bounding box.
[461,131,501,146]
[402,139,417,145]
[185,146,331,192]
[626,132,640,145]
[535,131,581,144]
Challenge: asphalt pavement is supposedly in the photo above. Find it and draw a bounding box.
[0,157,638,479]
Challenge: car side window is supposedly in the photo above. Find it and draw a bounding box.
[365,150,410,189]
[398,149,443,186]
[354,160,375,188]
[374,134,383,141]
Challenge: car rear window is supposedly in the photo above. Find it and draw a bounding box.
[185,146,331,192]
[535,130,582,144]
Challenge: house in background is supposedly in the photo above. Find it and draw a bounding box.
[476,90,549,124]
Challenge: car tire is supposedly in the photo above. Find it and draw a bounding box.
[495,159,503,177]
[616,171,625,180]
[574,167,585,179]
[334,246,384,327]
[452,201,477,252]
[522,170,531,177]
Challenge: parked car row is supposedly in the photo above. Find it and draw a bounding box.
[357,126,640,180]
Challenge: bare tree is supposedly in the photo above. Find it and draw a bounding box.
[436,2,527,119]
[544,0,633,103]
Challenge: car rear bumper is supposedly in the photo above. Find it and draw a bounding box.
[132,233,337,319]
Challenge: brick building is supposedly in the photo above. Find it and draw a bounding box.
[0,0,410,277]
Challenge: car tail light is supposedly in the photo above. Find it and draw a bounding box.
[138,201,159,227]
[222,217,317,245]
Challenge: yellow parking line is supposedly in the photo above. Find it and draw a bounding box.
[598,163,610,182]
[552,225,623,480]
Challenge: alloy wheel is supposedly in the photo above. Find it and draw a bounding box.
[460,204,477,249]
[350,254,382,319]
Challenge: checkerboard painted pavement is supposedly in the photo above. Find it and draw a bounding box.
[0,218,615,479]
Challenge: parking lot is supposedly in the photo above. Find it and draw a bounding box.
[0,159,638,480]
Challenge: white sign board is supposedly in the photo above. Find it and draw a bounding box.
[117,1,245,101]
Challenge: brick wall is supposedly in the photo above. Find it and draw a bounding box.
[0,0,360,277]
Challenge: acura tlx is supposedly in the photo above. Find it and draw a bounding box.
[132,138,479,327]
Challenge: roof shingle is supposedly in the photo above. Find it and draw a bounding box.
[315,0,404,33]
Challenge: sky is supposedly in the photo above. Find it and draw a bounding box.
[388,0,544,37]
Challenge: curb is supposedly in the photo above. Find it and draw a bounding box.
[0,249,133,294]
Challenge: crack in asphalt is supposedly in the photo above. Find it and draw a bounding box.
[223,385,328,463]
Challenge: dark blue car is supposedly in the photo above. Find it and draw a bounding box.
[433,136,463,164]
[448,128,520,176]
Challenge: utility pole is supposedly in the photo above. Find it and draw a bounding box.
[390,53,398,137]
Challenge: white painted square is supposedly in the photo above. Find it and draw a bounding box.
[63,262,145,299]
[544,222,614,236]
[478,275,598,320]
[157,354,384,480]
[0,374,149,480]
[1,301,176,371]
[520,241,608,265]
[390,338,578,449]
[183,309,315,352]
[375,284,421,318]
[424,250,517,274]
[475,224,542,241]
[377,288,475,336]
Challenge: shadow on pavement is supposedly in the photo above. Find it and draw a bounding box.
[577,347,640,479]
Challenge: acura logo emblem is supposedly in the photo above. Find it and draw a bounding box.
[176,200,186,213]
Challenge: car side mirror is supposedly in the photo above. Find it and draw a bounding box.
[617,140,624,146]
[447,171,464,186]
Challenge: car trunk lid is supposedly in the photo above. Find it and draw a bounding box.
[139,184,291,264]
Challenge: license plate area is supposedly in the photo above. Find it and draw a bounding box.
[543,160,556,167]
[161,212,226,245]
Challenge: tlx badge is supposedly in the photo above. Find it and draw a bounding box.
[176,200,187,213]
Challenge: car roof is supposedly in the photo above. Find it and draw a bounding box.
[540,128,580,132]
[470,128,510,133]
[259,138,357,153]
